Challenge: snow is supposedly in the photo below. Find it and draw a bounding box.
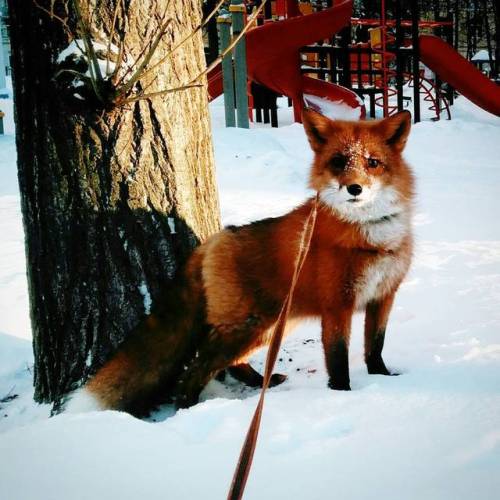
[138,280,152,315]
[1,81,500,499]
[303,92,363,120]
[64,387,104,414]
[57,39,119,77]
[167,216,177,234]
[471,49,494,61]
[56,39,119,98]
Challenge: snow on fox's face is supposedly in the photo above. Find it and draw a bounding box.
[303,109,414,224]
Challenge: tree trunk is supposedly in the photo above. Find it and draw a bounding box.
[7,0,221,405]
[482,0,493,77]
[453,0,460,51]
[492,0,500,78]
[472,0,478,55]
[466,5,472,59]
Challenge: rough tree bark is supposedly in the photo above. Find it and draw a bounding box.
[7,0,221,405]
[492,0,499,78]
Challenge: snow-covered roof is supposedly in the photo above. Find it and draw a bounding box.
[472,49,495,61]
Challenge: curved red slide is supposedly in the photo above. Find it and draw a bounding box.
[419,35,500,117]
[246,0,363,120]
[208,0,364,120]
[208,65,363,119]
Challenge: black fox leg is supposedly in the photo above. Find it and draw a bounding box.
[228,363,262,386]
[321,310,353,391]
[325,338,350,390]
[227,363,287,388]
[173,317,271,408]
[365,294,397,375]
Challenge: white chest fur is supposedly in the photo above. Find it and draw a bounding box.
[360,211,411,250]
[354,251,410,309]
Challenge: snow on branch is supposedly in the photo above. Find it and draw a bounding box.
[40,0,205,110]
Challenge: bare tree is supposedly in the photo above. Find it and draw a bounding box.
[490,0,499,77]
[7,0,221,406]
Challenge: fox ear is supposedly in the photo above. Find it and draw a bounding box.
[379,110,411,152]
[302,108,333,153]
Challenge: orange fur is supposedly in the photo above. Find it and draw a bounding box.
[67,110,415,414]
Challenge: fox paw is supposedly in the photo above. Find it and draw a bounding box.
[269,373,288,387]
[328,379,351,391]
[367,357,398,376]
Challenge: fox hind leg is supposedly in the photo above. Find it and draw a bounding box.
[173,316,273,408]
[227,363,287,388]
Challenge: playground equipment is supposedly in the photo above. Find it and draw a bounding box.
[208,0,365,124]
[419,35,500,116]
[246,0,364,122]
[303,0,500,120]
[217,1,250,128]
[341,2,455,120]
[205,0,500,126]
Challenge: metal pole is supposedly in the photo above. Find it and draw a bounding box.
[204,0,219,65]
[217,14,236,127]
[446,8,455,105]
[230,1,249,128]
[340,26,351,88]
[380,0,389,117]
[435,74,441,120]
[264,0,272,20]
[395,0,404,112]
[411,1,421,123]
[0,11,7,92]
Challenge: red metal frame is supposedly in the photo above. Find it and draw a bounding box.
[351,18,453,29]
[369,0,398,117]
[351,1,453,119]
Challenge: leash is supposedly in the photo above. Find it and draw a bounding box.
[227,194,319,500]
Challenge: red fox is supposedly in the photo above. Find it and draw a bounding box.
[65,109,414,415]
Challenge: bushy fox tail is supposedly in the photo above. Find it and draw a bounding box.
[65,253,206,416]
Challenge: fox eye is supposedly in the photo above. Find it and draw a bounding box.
[329,154,347,171]
[367,158,380,168]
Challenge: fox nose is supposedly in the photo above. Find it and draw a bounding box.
[347,184,363,196]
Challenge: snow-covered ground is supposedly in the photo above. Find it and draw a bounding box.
[1,87,499,500]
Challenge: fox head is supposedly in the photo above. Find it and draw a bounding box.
[302,109,414,224]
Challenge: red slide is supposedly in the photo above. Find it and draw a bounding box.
[419,35,500,117]
[208,0,365,121]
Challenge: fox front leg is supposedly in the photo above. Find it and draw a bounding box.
[364,293,398,376]
[321,309,353,391]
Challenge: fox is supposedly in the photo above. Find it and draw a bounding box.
[65,109,414,416]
